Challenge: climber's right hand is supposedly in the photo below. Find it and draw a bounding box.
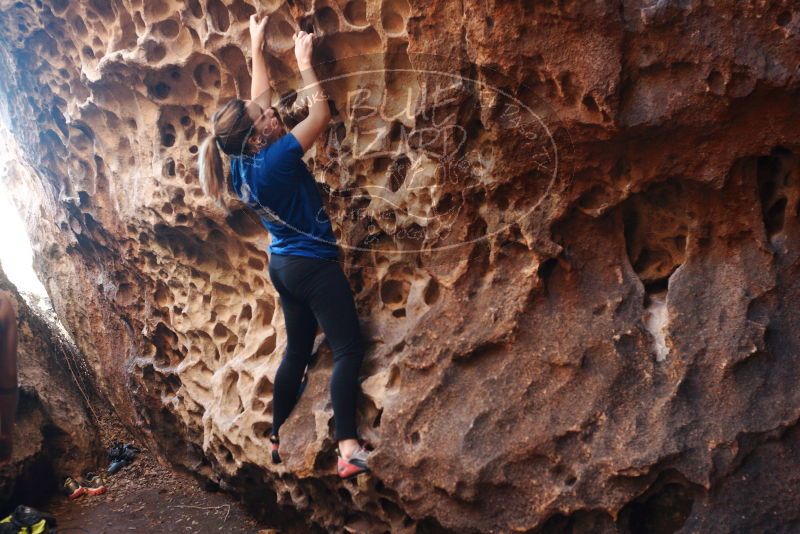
[293,31,314,70]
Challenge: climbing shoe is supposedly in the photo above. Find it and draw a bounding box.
[269,434,281,464]
[107,458,129,475]
[77,473,107,496]
[63,477,86,500]
[337,445,370,479]
[106,441,140,474]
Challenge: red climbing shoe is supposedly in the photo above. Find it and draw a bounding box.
[78,473,107,496]
[337,445,370,479]
[64,477,86,500]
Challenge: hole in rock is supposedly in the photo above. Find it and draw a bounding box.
[150,81,171,100]
[539,510,616,533]
[372,409,383,427]
[298,15,315,34]
[582,93,599,113]
[777,10,792,27]
[229,0,255,22]
[255,376,273,398]
[160,124,176,147]
[144,40,166,62]
[380,279,407,305]
[315,6,339,33]
[252,422,271,438]
[163,158,176,177]
[343,0,367,25]
[247,257,265,271]
[622,182,688,362]
[618,470,696,534]
[423,277,440,305]
[207,0,230,32]
[193,60,221,90]
[156,18,180,38]
[72,16,87,36]
[187,0,203,18]
[757,153,793,243]
[381,0,409,35]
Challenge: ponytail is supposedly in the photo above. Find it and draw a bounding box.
[198,133,225,209]
[198,98,259,213]
[198,133,246,214]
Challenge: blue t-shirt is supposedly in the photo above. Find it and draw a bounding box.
[230,132,340,260]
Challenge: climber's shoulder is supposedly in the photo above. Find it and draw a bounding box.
[231,134,307,198]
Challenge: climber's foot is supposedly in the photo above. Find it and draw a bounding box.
[337,444,369,479]
[269,434,281,464]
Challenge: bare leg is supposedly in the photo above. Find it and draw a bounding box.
[0,295,18,463]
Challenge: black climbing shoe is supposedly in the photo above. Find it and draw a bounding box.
[106,441,140,474]
[269,434,281,464]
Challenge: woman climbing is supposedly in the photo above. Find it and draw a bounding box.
[197,14,369,479]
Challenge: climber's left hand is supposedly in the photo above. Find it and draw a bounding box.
[249,13,269,51]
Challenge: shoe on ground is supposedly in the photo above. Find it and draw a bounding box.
[107,458,130,475]
[337,445,370,479]
[63,477,86,500]
[78,473,107,496]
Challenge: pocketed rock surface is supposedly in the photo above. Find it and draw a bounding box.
[1,1,800,532]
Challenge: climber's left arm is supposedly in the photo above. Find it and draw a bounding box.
[250,14,271,108]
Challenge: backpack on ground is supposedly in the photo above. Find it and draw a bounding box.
[0,505,57,534]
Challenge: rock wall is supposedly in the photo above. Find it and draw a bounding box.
[1,0,800,532]
[0,264,100,511]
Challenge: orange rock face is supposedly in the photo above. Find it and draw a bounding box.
[0,265,100,500]
[1,0,800,532]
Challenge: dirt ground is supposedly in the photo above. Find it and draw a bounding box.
[47,448,272,533]
[42,406,281,534]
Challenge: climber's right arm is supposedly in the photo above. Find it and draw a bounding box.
[289,31,331,153]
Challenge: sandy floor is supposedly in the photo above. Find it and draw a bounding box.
[41,404,281,534]
[46,445,273,534]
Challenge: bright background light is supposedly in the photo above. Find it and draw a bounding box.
[0,133,48,299]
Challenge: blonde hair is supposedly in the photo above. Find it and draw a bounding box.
[198,98,253,213]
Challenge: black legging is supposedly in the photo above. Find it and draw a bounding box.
[267,253,364,442]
